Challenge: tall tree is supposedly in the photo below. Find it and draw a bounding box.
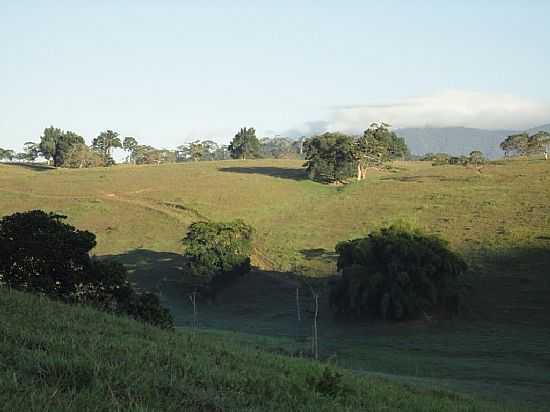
[228,127,260,160]
[0,148,15,161]
[38,126,85,167]
[500,133,529,158]
[527,131,550,158]
[354,123,408,180]
[21,142,40,162]
[92,130,122,166]
[123,136,139,164]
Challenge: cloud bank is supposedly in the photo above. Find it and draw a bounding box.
[282,90,550,137]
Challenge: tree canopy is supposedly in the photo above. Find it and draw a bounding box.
[259,137,301,159]
[92,130,122,165]
[182,220,254,298]
[329,225,468,321]
[38,126,85,167]
[123,136,139,164]
[303,124,408,183]
[0,210,173,328]
[303,132,357,183]
[500,132,550,158]
[228,127,260,160]
[0,148,15,161]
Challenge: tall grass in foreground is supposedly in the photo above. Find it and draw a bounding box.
[0,288,526,412]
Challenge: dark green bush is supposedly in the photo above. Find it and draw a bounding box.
[182,220,254,298]
[0,210,173,329]
[329,225,468,321]
[118,290,174,329]
[303,133,357,183]
[0,210,95,299]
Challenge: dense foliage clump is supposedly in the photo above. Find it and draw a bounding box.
[182,220,254,298]
[303,132,357,183]
[303,124,409,183]
[500,131,550,158]
[0,210,173,328]
[330,225,468,321]
[228,127,260,160]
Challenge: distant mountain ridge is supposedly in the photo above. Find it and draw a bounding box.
[396,123,550,159]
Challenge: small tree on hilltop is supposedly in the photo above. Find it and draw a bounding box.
[304,124,408,183]
[468,150,486,167]
[182,220,254,299]
[0,148,15,161]
[329,225,468,321]
[228,127,260,160]
[92,130,122,166]
[354,123,409,180]
[527,131,550,158]
[123,136,139,164]
[38,126,85,167]
[500,133,529,158]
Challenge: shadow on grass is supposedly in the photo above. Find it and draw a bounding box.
[300,248,338,262]
[101,249,187,290]
[380,175,445,182]
[464,245,550,324]
[1,162,55,172]
[218,166,308,181]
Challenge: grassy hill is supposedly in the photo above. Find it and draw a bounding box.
[0,288,528,412]
[1,158,550,408]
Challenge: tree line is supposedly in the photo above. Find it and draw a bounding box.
[0,126,306,167]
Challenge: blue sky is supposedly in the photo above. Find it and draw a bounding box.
[1,1,549,150]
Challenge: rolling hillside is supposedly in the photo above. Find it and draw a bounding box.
[1,159,550,409]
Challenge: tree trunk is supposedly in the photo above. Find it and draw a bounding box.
[313,292,319,360]
[296,288,301,321]
[357,163,366,180]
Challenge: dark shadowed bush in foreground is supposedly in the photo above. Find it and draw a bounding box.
[330,225,468,321]
[0,210,173,328]
[182,220,254,299]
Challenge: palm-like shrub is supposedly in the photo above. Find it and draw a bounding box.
[330,225,468,320]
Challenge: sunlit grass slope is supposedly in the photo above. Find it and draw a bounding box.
[1,159,549,274]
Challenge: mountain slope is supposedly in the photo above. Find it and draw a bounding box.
[396,123,550,158]
[526,123,550,134]
[396,127,515,158]
[0,288,521,412]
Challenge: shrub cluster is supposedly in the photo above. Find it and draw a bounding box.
[182,220,254,298]
[329,225,468,321]
[0,210,173,329]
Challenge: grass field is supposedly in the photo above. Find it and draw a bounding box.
[0,288,531,412]
[1,158,550,409]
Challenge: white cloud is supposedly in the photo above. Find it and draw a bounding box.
[325,90,550,132]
